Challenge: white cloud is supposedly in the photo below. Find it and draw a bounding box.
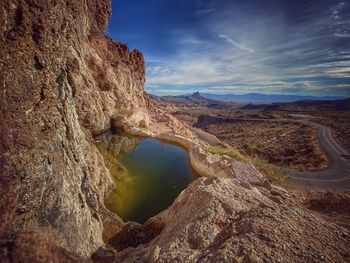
[326,67,350,78]
[218,34,255,53]
[334,33,350,38]
[144,1,350,97]
[178,37,206,45]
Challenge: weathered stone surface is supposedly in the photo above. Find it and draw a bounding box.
[111,177,350,263]
[0,232,91,263]
[72,36,149,134]
[0,0,148,259]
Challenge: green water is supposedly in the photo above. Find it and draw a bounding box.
[97,133,198,223]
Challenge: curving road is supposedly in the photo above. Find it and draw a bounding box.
[194,115,350,189]
[287,122,350,189]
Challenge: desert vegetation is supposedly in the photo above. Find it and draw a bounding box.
[203,120,327,171]
[208,146,286,183]
[155,95,329,172]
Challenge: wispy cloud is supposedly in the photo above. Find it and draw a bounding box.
[218,34,255,53]
[334,33,350,38]
[138,0,350,97]
[196,7,216,16]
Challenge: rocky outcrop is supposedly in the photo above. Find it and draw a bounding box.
[0,0,149,260]
[107,177,350,262]
[73,36,149,134]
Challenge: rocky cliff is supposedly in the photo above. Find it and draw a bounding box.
[1,0,349,262]
[0,0,149,260]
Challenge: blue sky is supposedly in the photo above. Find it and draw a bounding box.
[108,0,350,96]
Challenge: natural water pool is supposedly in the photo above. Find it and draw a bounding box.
[96,132,198,223]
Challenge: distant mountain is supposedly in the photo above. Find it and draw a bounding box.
[264,98,350,112]
[191,91,202,99]
[191,92,345,104]
[149,92,240,110]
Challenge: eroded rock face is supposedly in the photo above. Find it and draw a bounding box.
[72,36,149,134]
[0,0,149,260]
[111,178,350,263]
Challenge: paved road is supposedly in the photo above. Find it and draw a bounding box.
[287,123,350,189]
[195,115,350,189]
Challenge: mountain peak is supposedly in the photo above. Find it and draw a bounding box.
[191,91,202,98]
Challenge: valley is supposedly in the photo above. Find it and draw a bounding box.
[151,92,350,188]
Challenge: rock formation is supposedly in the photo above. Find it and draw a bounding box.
[0,0,349,262]
[111,177,350,262]
[0,0,148,260]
